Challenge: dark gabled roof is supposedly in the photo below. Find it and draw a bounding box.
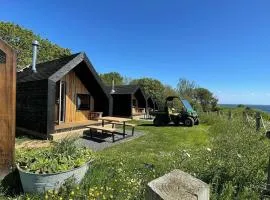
[17,53,80,83]
[105,85,141,95]
[17,52,112,101]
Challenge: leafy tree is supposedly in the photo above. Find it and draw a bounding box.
[100,72,124,85]
[163,85,177,97]
[130,78,165,107]
[0,21,71,69]
[176,78,197,101]
[176,78,218,112]
[194,87,218,111]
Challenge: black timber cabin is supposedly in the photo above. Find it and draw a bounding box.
[105,85,147,118]
[17,52,112,139]
[146,96,158,111]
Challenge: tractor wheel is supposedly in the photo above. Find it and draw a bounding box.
[194,118,200,125]
[173,118,180,126]
[184,117,194,127]
[154,118,162,126]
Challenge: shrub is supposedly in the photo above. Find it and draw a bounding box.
[16,139,95,174]
[173,117,270,199]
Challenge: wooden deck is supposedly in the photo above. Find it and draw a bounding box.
[55,120,101,132]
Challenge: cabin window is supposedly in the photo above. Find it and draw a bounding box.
[76,94,90,110]
[0,49,6,64]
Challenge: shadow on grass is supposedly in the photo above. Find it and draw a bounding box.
[1,169,23,196]
[138,123,186,127]
[82,132,129,143]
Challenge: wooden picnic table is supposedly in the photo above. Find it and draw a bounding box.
[98,116,131,137]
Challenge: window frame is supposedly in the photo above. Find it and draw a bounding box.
[76,94,91,111]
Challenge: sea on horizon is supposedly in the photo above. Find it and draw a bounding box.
[220,104,270,113]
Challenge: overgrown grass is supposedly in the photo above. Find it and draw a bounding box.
[3,115,270,199]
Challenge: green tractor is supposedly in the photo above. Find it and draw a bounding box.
[150,96,199,127]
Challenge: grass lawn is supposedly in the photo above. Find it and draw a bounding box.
[9,114,270,199]
[14,121,209,199]
[80,121,210,199]
[100,121,209,163]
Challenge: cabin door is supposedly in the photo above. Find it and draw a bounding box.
[55,81,66,124]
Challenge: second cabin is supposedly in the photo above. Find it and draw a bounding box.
[106,85,147,119]
[16,52,112,139]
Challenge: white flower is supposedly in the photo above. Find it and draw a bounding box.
[206,148,212,152]
[237,153,242,158]
[185,152,191,158]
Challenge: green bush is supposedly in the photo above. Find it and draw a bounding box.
[173,117,270,199]
[16,139,95,174]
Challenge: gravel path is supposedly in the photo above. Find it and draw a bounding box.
[76,130,144,151]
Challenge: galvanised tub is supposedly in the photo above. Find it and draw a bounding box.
[17,161,92,193]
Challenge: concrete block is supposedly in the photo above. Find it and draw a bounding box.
[147,169,209,200]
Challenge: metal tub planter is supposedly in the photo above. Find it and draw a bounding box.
[17,160,92,193]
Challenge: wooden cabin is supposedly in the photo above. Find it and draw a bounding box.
[106,85,147,118]
[17,52,112,139]
[0,39,16,178]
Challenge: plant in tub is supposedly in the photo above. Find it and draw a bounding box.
[16,139,95,193]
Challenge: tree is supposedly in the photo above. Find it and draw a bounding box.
[163,85,177,97]
[176,78,218,112]
[194,87,218,111]
[0,21,71,69]
[99,72,124,86]
[130,78,165,107]
[176,78,197,101]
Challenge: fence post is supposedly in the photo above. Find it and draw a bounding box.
[243,111,248,123]
[262,134,270,198]
[256,112,261,131]
[228,110,232,120]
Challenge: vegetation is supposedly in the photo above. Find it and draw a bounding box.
[130,77,166,106]
[176,78,218,112]
[99,72,125,86]
[0,21,71,69]
[3,111,269,199]
[16,140,95,174]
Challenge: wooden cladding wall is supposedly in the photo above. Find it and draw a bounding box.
[0,40,16,178]
[16,80,49,135]
[61,70,93,123]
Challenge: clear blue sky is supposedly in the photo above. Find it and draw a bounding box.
[1,0,270,105]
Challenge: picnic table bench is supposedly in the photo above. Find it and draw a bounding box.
[87,117,136,142]
[110,122,135,136]
[87,125,117,142]
[98,116,133,137]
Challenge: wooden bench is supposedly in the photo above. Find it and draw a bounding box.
[110,123,136,136]
[86,125,116,142]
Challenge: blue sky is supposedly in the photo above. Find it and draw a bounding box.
[1,0,270,104]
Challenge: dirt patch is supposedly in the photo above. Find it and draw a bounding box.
[15,140,51,149]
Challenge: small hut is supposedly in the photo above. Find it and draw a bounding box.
[17,52,112,139]
[106,85,147,118]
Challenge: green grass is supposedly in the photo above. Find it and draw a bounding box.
[80,122,210,199]
[5,116,269,199]
[10,121,209,199]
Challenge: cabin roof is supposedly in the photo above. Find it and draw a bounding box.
[17,52,112,101]
[17,53,80,83]
[105,85,142,95]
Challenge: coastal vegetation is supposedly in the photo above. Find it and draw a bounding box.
[1,111,269,199]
